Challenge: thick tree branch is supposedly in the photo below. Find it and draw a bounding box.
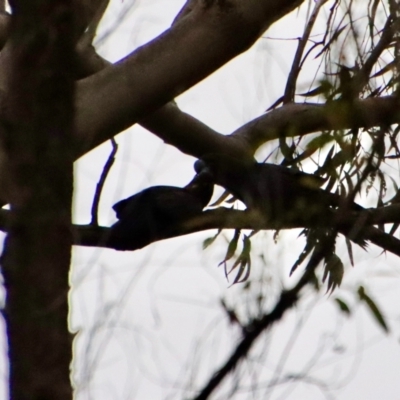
[1,3,399,165]
[172,0,199,24]
[73,0,304,157]
[74,43,251,159]
[3,4,398,165]
[1,205,400,256]
[74,42,400,162]
[72,28,400,161]
[76,206,400,258]
[140,95,400,162]
[140,102,251,158]
[232,96,400,152]
[73,41,400,162]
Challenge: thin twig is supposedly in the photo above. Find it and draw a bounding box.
[90,138,118,225]
[192,257,321,400]
[353,15,396,94]
[283,0,329,103]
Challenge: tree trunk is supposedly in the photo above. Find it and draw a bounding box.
[0,1,75,398]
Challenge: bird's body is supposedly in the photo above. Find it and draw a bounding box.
[107,171,213,250]
[194,155,349,225]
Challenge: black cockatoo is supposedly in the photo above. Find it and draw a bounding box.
[194,154,354,226]
[107,170,213,250]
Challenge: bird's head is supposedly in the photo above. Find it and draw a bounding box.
[194,154,256,179]
[193,154,257,204]
[184,164,214,208]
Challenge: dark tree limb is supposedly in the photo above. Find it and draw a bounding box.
[0,0,76,397]
[1,6,399,168]
[72,33,400,168]
[138,95,400,163]
[77,205,400,258]
[232,96,400,153]
[72,0,400,160]
[0,4,399,166]
[1,205,400,256]
[73,0,305,156]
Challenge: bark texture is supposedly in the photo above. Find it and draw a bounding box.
[0,1,75,398]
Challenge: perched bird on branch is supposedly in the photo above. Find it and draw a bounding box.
[107,170,213,250]
[194,154,357,226]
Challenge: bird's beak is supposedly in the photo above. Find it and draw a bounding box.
[186,169,213,188]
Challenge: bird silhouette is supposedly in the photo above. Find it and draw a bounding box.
[194,154,354,226]
[107,169,213,250]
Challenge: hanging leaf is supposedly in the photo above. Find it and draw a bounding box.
[279,137,295,162]
[343,171,354,196]
[202,229,221,249]
[357,286,389,333]
[335,298,351,316]
[345,238,354,266]
[316,144,336,177]
[290,229,317,275]
[322,253,344,294]
[209,191,234,207]
[368,86,382,98]
[219,229,241,278]
[229,235,252,285]
[338,181,347,198]
[331,148,352,168]
[266,95,284,111]
[231,258,251,285]
[298,81,332,98]
[305,133,334,152]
